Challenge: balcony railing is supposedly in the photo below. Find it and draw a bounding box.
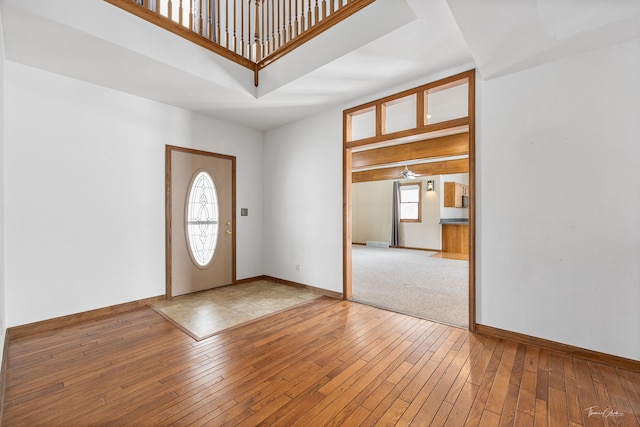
[105,0,376,85]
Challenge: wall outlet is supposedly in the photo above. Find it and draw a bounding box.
[295,264,300,272]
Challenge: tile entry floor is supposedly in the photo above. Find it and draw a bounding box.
[150,280,322,340]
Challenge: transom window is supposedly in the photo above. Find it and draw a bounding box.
[400,182,422,222]
[186,171,220,267]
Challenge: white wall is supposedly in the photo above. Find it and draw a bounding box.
[477,38,640,361]
[4,62,264,327]
[401,178,441,249]
[263,109,344,294]
[440,172,469,219]
[0,8,6,359]
[352,180,393,244]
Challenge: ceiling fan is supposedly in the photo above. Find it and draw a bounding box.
[400,165,421,180]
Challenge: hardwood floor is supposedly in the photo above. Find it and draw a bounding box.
[3,298,639,426]
[430,252,470,261]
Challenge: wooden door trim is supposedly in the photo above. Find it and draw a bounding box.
[165,145,237,299]
[467,70,476,332]
[342,69,477,332]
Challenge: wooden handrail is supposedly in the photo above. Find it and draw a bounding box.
[105,0,376,86]
[257,0,375,70]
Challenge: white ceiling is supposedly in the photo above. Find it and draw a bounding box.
[1,0,639,131]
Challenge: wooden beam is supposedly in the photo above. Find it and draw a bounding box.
[352,158,468,183]
[352,132,468,169]
[346,117,469,149]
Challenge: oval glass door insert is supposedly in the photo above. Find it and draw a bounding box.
[186,171,219,267]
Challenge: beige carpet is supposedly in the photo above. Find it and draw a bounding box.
[150,280,322,340]
[351,245,469,328]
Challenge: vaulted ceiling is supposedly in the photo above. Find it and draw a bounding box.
[2,0,639,131]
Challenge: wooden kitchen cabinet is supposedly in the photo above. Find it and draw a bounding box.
[444,182,469,208]
[442,223,469,254]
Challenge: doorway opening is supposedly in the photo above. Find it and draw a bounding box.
[342,70,476,331]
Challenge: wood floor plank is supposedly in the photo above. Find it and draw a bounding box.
[562,355,584,426]
[534,397,548,427]
[374,398,410,426]
[523,345,540,373]
[573,358,605,427]
[466,336,498,386]
[499,382,521,426]
[410,337,481,424]
[431,400,454,426]
[464,339,506,426]
[445,380,479,426]
[445,334,486,404]
[618,369,640,426]
[517,369,538,417]
[548,386,569,426]
[536,349,550,405]
[485,340,518,414]
[478,409,501,427]
[3,298,638,426]
[302,325,419,425]
[515,410,535,427]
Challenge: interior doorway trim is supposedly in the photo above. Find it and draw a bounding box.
[165,145,237,299]
[342,69,477,331]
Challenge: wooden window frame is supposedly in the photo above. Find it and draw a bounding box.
[399,182,422,223]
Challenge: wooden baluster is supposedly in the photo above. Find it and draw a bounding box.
[272,0,276,50]
[225,0,229,48]
[199,0,203,35]
[179,0,183,25]
[281,0,286,45]
[248,0,252,60]
[259,0,263,55]
[294,0,299,37]
[168,0,173,20]
[261,0,266,56]
[288,0,292,43]
[156,0,161,13]
[233,0,237,52]
[307,0,312,29]
[189,0,193,30]
[254,0,261,60]
[217,0,221,43]
[329,0,334,15]
[207,0,216,41]
[284,0,292,44]
[262,0,266,55]
[241,0,245,56]
[314,0,319,24]
[282,0,286,45]
[276,0,280,51]
[322,0,326,20]
[272,0,276,52]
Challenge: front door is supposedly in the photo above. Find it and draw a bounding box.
[166,145,235,297]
